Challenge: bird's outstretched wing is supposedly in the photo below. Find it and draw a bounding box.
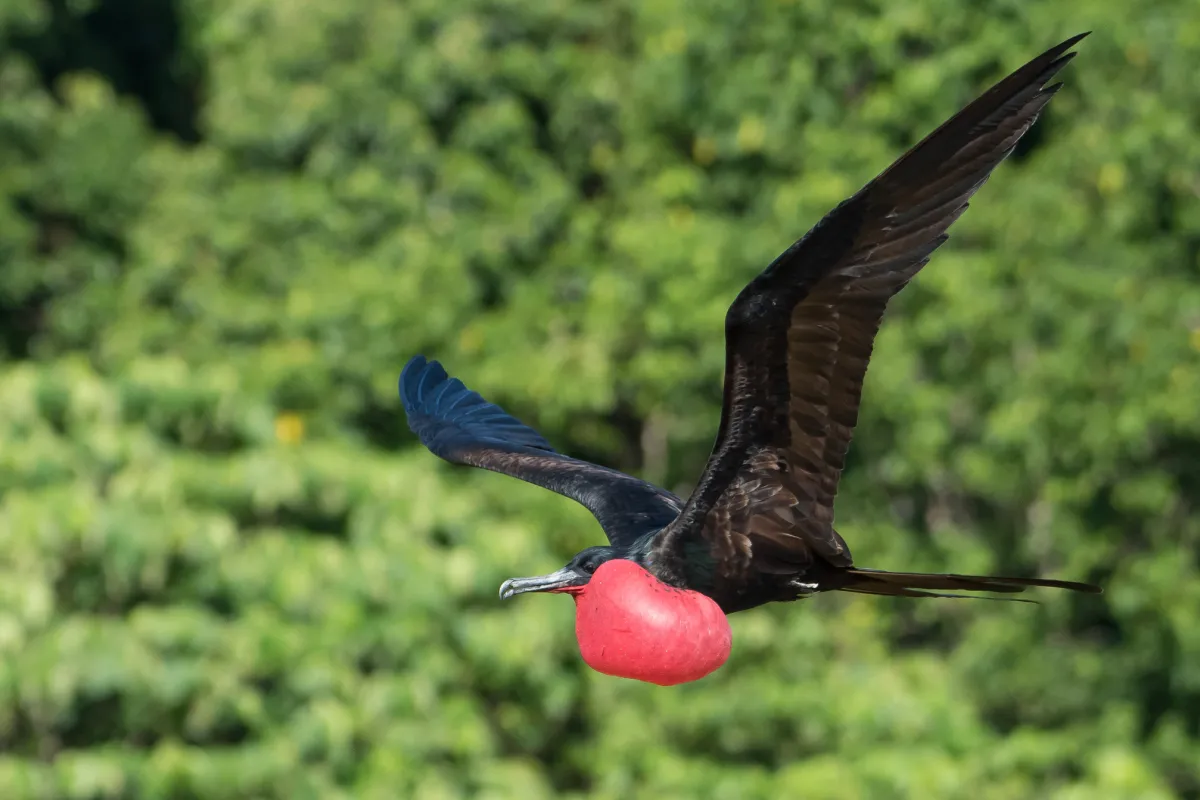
[655,34,1088,579]
[401,356,683,547]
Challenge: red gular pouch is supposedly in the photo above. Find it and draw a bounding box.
[564,559,732,686]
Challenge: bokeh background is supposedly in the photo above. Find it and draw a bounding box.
[1,0,1199,798]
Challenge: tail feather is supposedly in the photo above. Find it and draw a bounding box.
[839,567,1102,600]
[839,585,1038,604]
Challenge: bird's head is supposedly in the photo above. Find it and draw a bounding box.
[498,546,619,599]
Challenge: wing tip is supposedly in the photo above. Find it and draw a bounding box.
[1043,33,1089,66]
[1033,32,1090,86]
[1056,31,1091,51]
[399,356,559,454]
[399,354,448,412]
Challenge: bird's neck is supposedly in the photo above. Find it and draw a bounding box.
[619,533,657,567]
[625,531,712,592]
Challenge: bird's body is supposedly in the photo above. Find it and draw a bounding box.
[401,34,1102,625]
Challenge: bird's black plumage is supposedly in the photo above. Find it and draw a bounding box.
[402,34,1103,613]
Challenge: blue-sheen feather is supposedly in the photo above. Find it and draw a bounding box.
[401,355,556,455]
[398,354,683,547]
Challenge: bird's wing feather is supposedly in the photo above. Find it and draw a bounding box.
[655,34,1088,580]
[401,356,683,547]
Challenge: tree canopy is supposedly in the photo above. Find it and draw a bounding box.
[1,0,1198,797]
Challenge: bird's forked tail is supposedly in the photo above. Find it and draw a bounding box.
[836,567,1102,603]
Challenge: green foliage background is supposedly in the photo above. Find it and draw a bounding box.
[1,0,1198,797]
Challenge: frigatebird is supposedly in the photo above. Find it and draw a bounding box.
[401,34,1101,623]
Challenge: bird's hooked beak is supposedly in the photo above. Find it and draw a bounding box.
[499,566,589,599]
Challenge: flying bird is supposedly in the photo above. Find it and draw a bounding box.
[401,34,1101,633]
